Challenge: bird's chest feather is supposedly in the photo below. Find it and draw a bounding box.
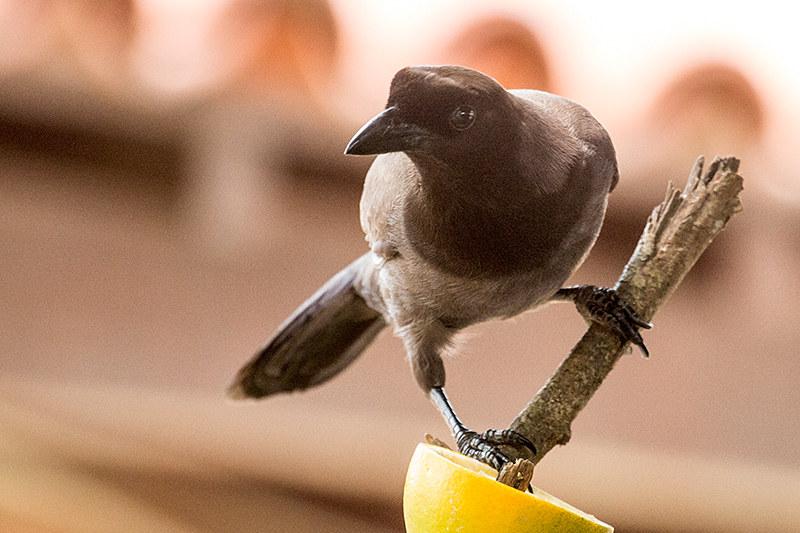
[402,175,579,279]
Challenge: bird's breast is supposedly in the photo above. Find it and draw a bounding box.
[402,179,596,280]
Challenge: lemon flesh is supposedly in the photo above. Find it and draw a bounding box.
[403,443,613,533]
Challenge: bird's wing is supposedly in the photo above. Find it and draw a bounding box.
[227,254,386,399]
[513,89,619,192]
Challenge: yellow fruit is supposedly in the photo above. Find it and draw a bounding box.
[403,443,613,533]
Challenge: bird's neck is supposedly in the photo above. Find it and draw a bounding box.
[410,152,531,207]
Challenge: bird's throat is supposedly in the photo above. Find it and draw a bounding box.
[403,168,571,279]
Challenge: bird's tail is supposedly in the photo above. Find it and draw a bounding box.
[227,254,386,400]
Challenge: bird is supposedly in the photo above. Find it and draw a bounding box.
[227,65,650,470]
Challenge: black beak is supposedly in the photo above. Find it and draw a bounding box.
[344,106,429,156]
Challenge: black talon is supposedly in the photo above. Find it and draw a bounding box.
[555,285,652,357]
[429,387,536,471]
[481,429,537,455]
[456,430,510,471]
[455,428,537,471]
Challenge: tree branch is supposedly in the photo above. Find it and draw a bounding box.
[507,155,744,464]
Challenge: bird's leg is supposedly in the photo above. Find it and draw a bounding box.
[554,285,652,357]
[429,386,536,471]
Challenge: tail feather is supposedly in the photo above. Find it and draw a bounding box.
[228,254,386,399]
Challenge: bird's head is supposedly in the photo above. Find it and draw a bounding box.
[345,66,520,171]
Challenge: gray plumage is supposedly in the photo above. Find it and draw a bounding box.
[229,65,644,469]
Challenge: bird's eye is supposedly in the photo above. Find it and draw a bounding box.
[448,105,476,131]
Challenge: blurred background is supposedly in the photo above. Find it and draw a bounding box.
[1,0,799,531]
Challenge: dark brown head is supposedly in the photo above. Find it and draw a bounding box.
[345,65,521,175]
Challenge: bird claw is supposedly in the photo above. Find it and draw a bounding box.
[455,428,536,472]
[565,285,652,357]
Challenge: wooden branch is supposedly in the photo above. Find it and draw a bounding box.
[506,155,744,464]
[497,458,535,490]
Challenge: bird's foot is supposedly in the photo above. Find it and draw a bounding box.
[455,428,536,472]
[558,285,652,357]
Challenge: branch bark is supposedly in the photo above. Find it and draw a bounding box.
[507,155,744,464]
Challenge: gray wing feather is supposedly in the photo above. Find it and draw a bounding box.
[228,254,387,399]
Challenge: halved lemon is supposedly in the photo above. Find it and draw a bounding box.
[403,443,613,533]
